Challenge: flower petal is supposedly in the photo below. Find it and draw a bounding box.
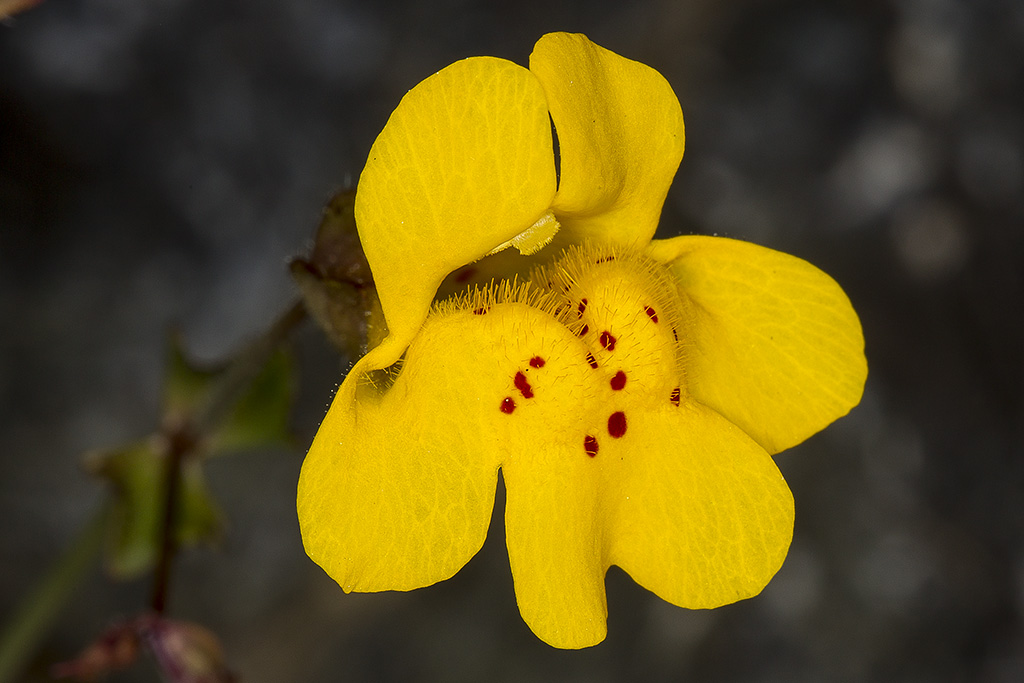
[648,235,867,454]
[296,385,501,592]
[529,33,685,247]
[355,56,557,371]
[504,444,608,649]
[297,300,523,591]
[298,292,597,597]
[606,402,794,608]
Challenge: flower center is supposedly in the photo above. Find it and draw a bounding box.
[534,245,685,394]
[532,246,687,455]
[426,244,687,460]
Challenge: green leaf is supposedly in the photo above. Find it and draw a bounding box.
[161,334,296,456]
[86,442,224,579]
[208,348,295,454]
[162,335,219,422]
[177,462,223,546]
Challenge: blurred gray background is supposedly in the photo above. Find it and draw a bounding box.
[2,0,1023,681]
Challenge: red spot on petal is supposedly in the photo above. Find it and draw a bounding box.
[610,370,627,391]
[670,387,680,406]
[645,306,659,323]
[500,397,516,414]
[578,324,589,337]
[608,411,627,438]
[584,435,599,457]
[587,352,599,369]
[529,356,546,368]
[473,307,487,315]
[514,371,534,399]
[600,330,617,350]
[577,299,588,317]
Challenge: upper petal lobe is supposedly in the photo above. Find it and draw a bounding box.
[530,33,685,247]
[355,56,557,371]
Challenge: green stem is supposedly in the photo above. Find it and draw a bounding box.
[0,504,108,683]
[0,301,309,681]
[150,436,185,614]
[149,299,307,614]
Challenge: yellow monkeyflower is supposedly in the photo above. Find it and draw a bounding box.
[297,32,866,649]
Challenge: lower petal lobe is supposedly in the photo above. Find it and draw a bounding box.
[604,403,795,608]
[298,297,597,598]
[504,445,608,648]
[648,235,867,454]
[297,348,504,593]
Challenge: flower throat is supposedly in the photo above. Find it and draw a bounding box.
[433,244,691,434]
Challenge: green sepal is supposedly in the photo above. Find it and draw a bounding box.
[291,189,387,359]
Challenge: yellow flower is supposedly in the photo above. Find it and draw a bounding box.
[297,32,866,649]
